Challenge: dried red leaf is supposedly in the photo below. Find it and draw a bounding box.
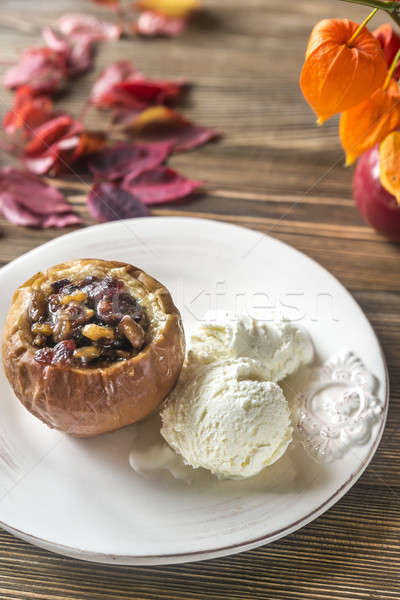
[87,181,149,222]
[74,131,107,158]
[117,105,219,152]
[24,115,103,175]
[96,87,149,112]
[67,34,96,76]
[90,61,137,107]
[115,76,185,104]
[0,167,82,228]
[373,24,400,80]
[4,47,67,94]
[135,11,186,37]
[41,213,83,227]
[89,141,171,180]
[90,60,187,109]
[3,86,53,137]
[42,15,122,77]
[24,115,76,157]
[43,26,95,76]
[123,166,200,204]
[42,26,70,55]
[58,13,122,41]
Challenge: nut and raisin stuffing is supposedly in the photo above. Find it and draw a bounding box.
[31,275,149,367]
[3,259,185,436]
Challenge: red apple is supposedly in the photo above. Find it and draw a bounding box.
[353,145,400,241]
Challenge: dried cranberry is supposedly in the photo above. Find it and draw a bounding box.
[77,275,99,288]
[51,278,71,293]
[95,292,140,324]
[103,275,123,290]
[118,292,143,321]
[34,347,54,365]
[51,339,76,364]
[96,297,117,323]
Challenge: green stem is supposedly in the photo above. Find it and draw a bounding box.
[339,0,400,27]
[384,47,400,87]
[348,8,378,44]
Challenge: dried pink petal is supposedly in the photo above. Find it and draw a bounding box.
[117,106,219,152]
[23,116,103,176]
[135,11,186,37]
[4,47,67,94]
[3,86,53,137]
[25,155,57,175]
[42,212,83,227]
[0,167,82,228]
[89,141,171,180]
[114,76,185,104]
[58,13,122,41]
[87,181,149,222]
[42,26,70,54]
[123,166,200,204]
[43,26,95,76]
[0,194,44,227]
[90,61,137,107]
[66,33,96,76]
[90,60,187,109]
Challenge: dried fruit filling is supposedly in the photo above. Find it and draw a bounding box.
[31,275,148,367]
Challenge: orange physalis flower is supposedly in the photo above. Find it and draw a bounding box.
[300,19,387,125]
[136,0,199,18]
[339,79,400,165]
[379,130,400,205]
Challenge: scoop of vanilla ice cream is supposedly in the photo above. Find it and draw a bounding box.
[188,311,313,382]
[160,358,292,480]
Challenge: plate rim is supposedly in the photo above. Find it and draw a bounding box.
[0,216,390,565]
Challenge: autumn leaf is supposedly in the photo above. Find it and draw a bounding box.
[0,167,81,228]
[75,131,107,157]
[89,141,171,180]
[136,0,199,19]
[4,47,67,94]
[118,105,219,152]
[123,166,201,204]
[87,182,149,222]
[379,130,400,204]
[340,79,400,165]
[90,60,186,110]
[3,86,53,137]
[24,115,75,157]
[134,11,187,37]
[58,13,122,41]
[24,115,105,175]
[300,19,388,125]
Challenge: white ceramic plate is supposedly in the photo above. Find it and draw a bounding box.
[0,217,388,565]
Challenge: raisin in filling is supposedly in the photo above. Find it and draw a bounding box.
[31,275,148,367]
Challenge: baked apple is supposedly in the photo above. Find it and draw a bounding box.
[2,259,185,437]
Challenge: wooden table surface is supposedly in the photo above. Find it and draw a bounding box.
[0,1,399,598]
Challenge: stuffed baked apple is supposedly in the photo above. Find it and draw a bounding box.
[2,259,185,437]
